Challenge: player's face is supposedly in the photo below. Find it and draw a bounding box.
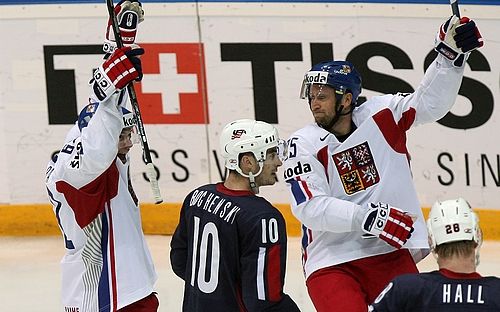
[255,147,282,187]
[309,84,337,128]
[118,128,134,155]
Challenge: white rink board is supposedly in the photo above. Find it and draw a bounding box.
[1,2,500,207]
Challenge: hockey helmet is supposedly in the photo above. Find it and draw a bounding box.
[427,198,482,249]
[220,119,286,176]
[300,60,362,105]
[78,102,136,131]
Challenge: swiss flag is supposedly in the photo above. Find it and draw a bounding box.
[135,43,208,124]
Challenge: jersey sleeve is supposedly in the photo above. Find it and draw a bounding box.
[284,133,361,233]
[381,53,465,131]
[239,210,300,312]
[170,194,191,280]
[56,92,125,189]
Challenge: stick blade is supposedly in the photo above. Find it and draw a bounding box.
[146,163,163,204]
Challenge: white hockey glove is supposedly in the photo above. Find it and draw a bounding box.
[103,0,144,54]
[90,46,144,101]
[434,15,484,67]
[361,202,414,249]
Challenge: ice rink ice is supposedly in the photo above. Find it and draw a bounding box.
[1,236,499,311]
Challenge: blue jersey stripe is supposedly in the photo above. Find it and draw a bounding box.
[98,210,111,312]
[287,178,307,205]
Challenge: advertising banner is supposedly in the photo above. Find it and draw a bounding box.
[1,2,499,209]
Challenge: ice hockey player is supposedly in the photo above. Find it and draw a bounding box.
[45,1,159,310]
[170,119,301,311]
[283,14,483,311]
[369,198,500,311]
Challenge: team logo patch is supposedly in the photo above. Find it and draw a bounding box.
[231,129,246,139]
[333,64,352,75]
[333,141,379,195]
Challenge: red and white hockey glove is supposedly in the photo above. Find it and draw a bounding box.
[90,46,144,101]
[361,202,414,249]
[435,15,483,67]
[103,0,144,54]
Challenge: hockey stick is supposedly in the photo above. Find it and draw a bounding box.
[106,0,163,204]
[449,0,465,66]
[450,0,460,18]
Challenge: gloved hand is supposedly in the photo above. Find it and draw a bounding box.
[434,15,483,67]
[90,46,144,101]
[103,0,144,54]
[361,202,414,249]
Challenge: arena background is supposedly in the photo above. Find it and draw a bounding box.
[1,0,499,240]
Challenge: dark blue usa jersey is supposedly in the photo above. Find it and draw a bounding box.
[370,269,500,312]
[170,183,300,312]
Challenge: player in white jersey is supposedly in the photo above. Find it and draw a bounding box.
[283,15,483,312]
[370,198,500,311]
[45,2,158,311]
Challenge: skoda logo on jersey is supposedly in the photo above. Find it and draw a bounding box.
[283,161,312,180]
[305,71,328,84]
[123,115,136,128]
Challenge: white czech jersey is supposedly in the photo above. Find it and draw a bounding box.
[45,94,157,311]
[284,55,464,279]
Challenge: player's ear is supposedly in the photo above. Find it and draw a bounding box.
[239,153,256,174]
[343,92,353,107]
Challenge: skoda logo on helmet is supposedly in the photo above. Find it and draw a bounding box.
[305,71,328,84]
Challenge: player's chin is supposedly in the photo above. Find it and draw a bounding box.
[313,115,327,125]
[264,180,277,187]
[118,148,131,155]
[270,173,279,184]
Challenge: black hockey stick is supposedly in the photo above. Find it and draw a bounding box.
[449,0,465,66]
[450,0,460,18]
[106,0,163,204]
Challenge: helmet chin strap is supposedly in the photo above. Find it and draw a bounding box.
[236,161,264,194]
[248,172,259,194]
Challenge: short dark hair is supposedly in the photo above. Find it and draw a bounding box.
[435,240,477,259]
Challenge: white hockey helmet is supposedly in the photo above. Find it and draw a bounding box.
[220,119,283,176]
[427,198,481,249]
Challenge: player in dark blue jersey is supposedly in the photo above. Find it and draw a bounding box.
[370,198,500,312]
[170,119,301,312]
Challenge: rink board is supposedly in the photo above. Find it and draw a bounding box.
[2,203,500,240]
[1,1,500,235]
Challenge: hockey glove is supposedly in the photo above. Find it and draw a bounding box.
[90,46,144,101]
[361,202,414,249]
[434,15,483,67]
[103,0,144,54]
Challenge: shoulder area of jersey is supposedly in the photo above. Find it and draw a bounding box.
[355,93,401,109]
[289,123,330,141]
